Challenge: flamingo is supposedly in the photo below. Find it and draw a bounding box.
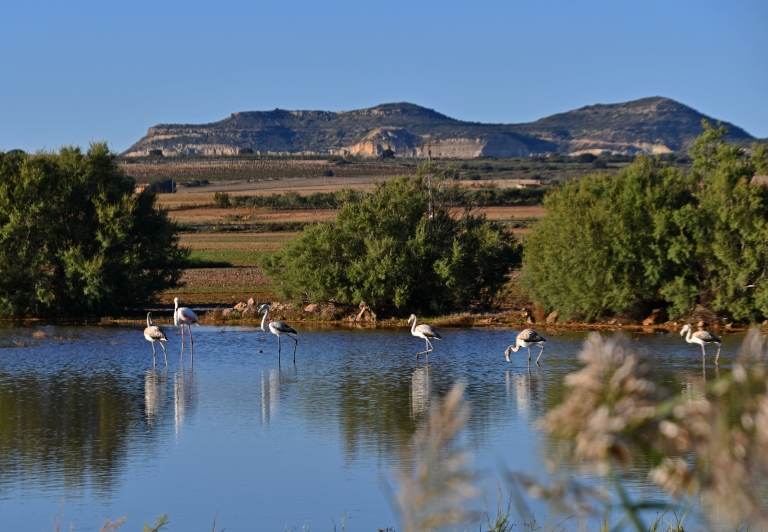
[408,314,441,359]
[680,324,721,365]
[143,312,168,365]
[174,297,198,347]
[505,328,546,366]
[258,304,298,365]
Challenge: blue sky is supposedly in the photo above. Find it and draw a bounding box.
[1,0,766,153]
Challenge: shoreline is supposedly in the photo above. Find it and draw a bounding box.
[1,310,754,334]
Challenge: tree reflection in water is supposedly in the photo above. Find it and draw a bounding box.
[0,370,146,494]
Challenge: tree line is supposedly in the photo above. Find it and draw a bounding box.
[2,124,767,322]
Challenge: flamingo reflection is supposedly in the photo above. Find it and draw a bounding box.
[260,369,281,427]
[144,367,167,423]
[410,363,431,418]
[174,365,197,438]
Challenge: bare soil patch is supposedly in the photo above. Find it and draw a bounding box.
[169,206,338,224]
[180,267,271,288]
[180,232,293,251]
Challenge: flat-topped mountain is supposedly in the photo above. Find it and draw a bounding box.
[124,97,755,158]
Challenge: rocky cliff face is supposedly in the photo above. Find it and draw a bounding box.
[123,98,754,158]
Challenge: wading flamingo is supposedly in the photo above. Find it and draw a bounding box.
[174,297,198,347]
[408,314,441,359]
[505,329,547,366]
[258,304,298,365]
[680,324,721,365]
[144,312,168,365]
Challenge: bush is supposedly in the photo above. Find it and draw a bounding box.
[263,166,521,313]
[213,192,231,207]
[0,143,188,316]
[576,153,597,163]
[522,122,768,322]
[152,177,175,193]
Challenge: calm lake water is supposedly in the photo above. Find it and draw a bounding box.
[0,323,744,531]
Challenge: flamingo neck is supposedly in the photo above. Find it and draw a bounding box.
[410,316,418,334]
[260,308,269,331]
[147,314,152,328]
[510,338,522,352]
[684,327,694,343]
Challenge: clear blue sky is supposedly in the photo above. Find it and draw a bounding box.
[2,0,766,153]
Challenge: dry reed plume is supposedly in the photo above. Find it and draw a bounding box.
[394,381,479,532]
[532,329,768,529]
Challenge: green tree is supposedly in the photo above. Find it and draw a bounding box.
[263,166,520,314]
[669,123,768,321]
[0,143,188,317]
[213,191,231,207]
[522,122,768,322]
[522,155,691,320]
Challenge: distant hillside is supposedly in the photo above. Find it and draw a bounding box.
[124,98,756,158]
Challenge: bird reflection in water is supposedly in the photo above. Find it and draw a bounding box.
[506,368,543,419]
[410,363,431,418]
[144,367,168,424]
[260,369,281,427]
[174,365,197,438]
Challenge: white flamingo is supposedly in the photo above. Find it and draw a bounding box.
[174,297,198,347]
[505,328,547,366]
[143,312,168,365]
[408,314,442,359]
[258,304,298,364]
[680,324,721,365]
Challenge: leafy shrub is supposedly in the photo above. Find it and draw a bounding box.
[263,166,521,313]
[0,143,188,317]
[576,153,597,163]
[522,123,768,322]
[213,192,231,207]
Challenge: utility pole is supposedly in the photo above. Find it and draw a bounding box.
[426,142,434,220]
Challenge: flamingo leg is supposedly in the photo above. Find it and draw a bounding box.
[188,325,194,346]
[152,342,157,366]
[161,342,168,365]
[715,344,721,365]
[291,335,297,365]
[277,334,282,365]
[527,347,532,364]
[536,345,545,366]
[701,344,706,360]
[180,325,184,346]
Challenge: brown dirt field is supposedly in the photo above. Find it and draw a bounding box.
[180,267,271,287]
[180,232,293,251]
[159,267,278,305]
[167,204,544,225]
[481,205,546,219]
[169,206,338,224]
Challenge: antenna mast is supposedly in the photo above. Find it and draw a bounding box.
[427,142,434,220]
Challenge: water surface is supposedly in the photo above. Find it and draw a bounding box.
[0,324,742,530]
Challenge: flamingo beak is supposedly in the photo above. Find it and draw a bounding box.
[504,349,511,363]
